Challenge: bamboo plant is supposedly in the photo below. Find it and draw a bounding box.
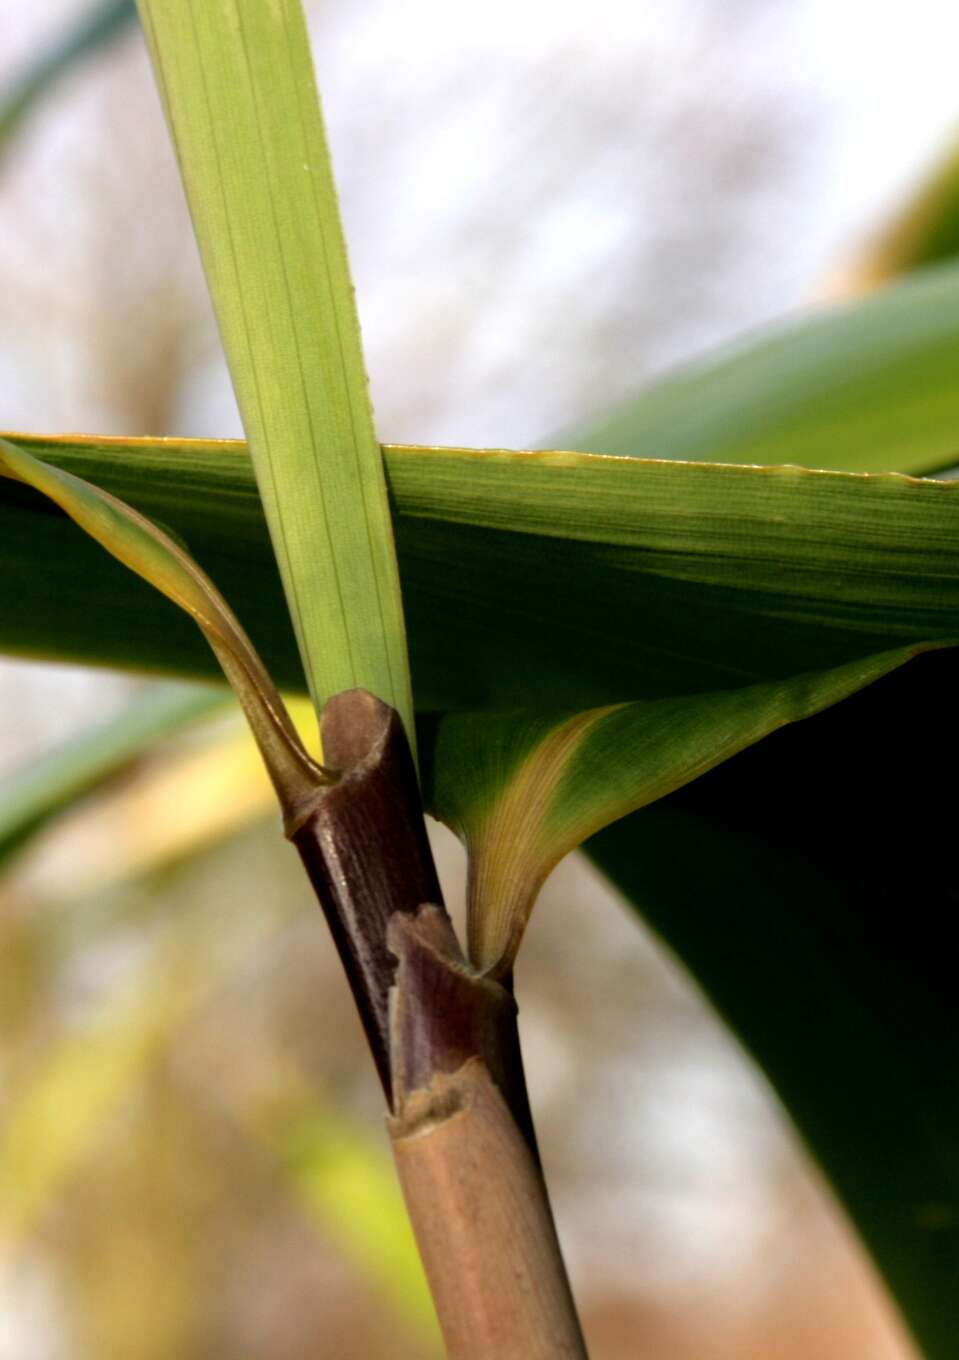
[2,2,959,1356]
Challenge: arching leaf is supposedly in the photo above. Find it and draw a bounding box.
[0,438,328,826]
[557,261,959,476]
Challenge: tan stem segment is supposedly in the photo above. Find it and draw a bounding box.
[388,908,588,1359]
[391,1059,587,1359]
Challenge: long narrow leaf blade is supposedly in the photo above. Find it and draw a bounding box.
[3,434,957,709]
[137,0,413,741]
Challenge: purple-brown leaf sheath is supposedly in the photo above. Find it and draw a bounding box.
[290,689,442,1103]
[388,906,539,1158]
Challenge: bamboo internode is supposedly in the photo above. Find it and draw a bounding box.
[391,1057,587,1360]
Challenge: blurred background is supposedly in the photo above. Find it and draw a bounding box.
[1,1,955,1355]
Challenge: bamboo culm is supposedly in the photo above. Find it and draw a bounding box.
[289,690,588,1359]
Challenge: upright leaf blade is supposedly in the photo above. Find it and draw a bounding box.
[137,0,413,743]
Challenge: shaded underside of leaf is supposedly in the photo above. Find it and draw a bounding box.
[423,644,947,973]
[585,650,959,1360]
[3,432,956,974]
[556,260,959,476]
[137,0,413,741]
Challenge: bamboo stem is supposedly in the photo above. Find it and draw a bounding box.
[289,690,587,1356]
[389,906,588,1359]
[390,1059,586,1360]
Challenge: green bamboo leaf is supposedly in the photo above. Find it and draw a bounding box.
[2,431,957,977]
[3,434,957,710]
[0,682,225,867]
[3,300,958,1354]
[557,260,959,476]
[137,0,413,744]
[1,58,957,1341]
[0,438,327,826]
[0,0,136,152]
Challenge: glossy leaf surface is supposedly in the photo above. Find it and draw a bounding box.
[559,261,959,476]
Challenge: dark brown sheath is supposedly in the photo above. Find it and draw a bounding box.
[289,688,442,1103]
[289,688,534,1141]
